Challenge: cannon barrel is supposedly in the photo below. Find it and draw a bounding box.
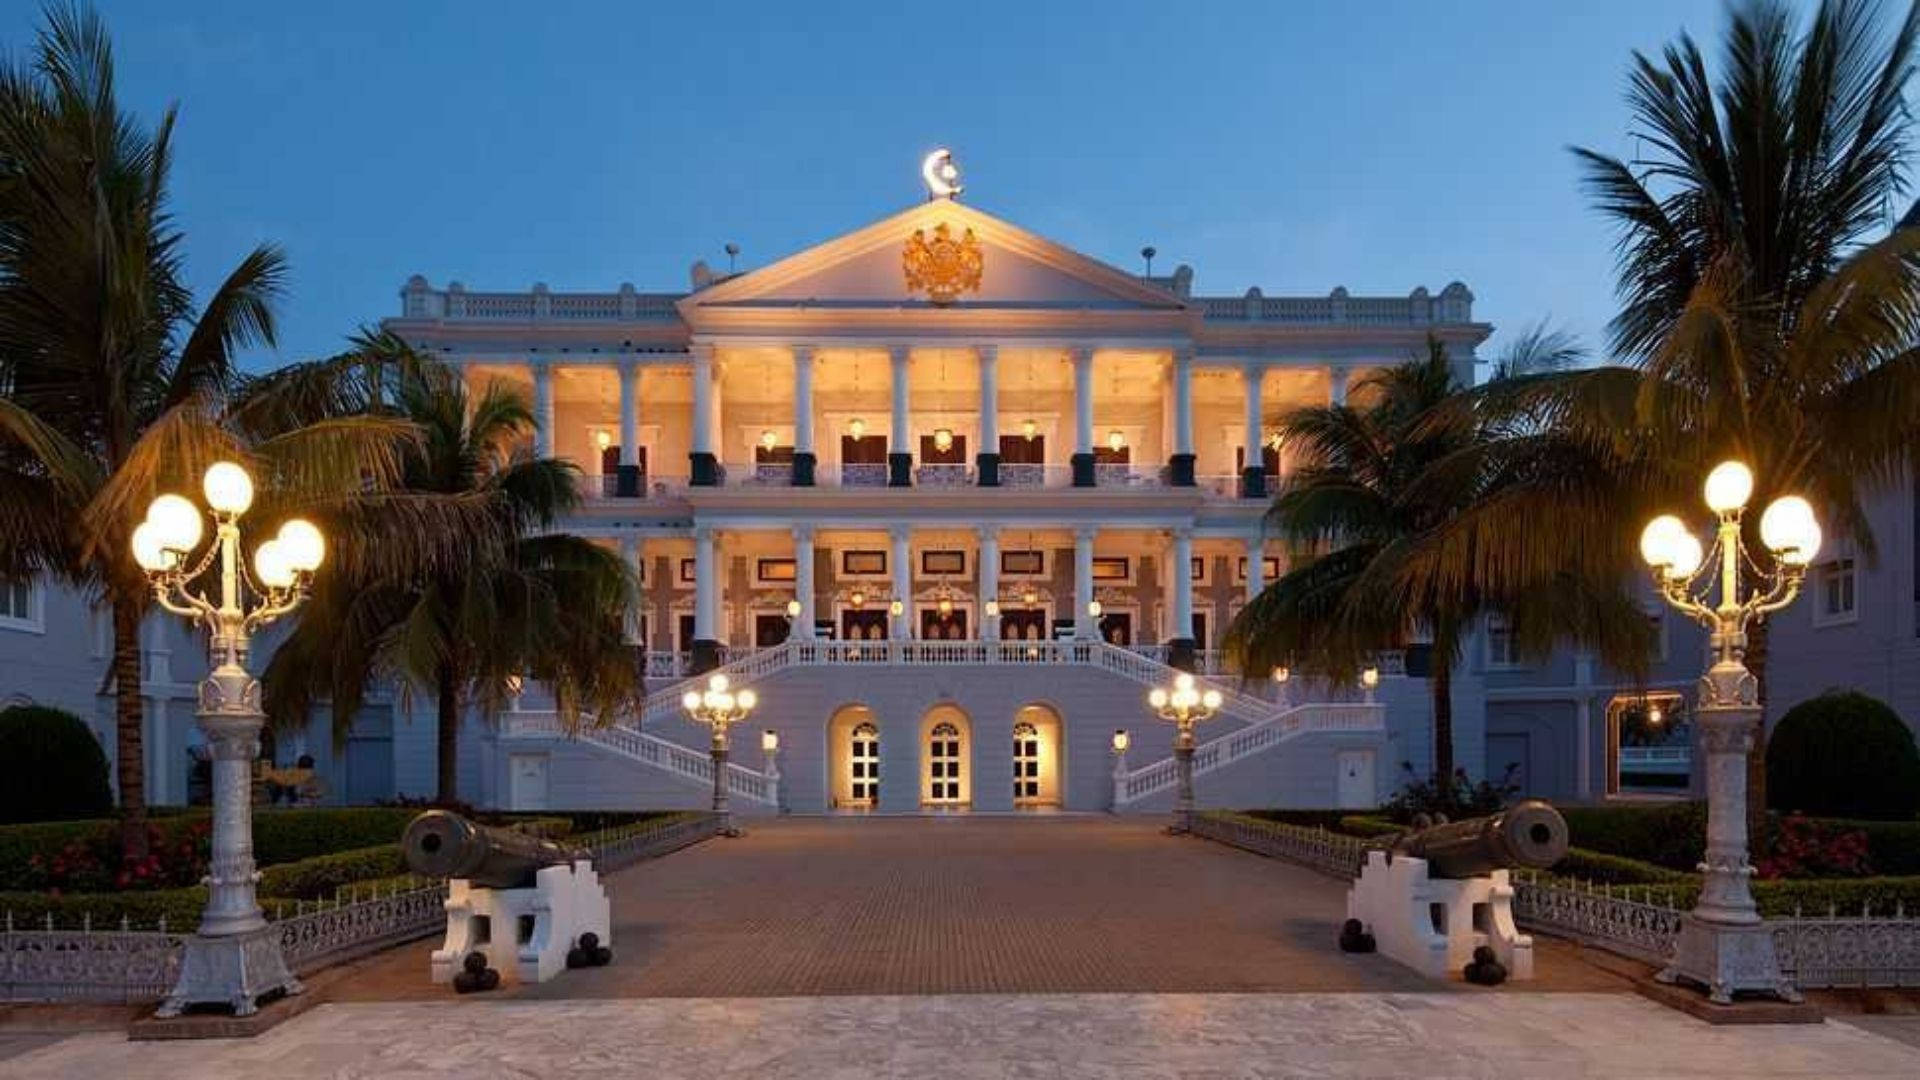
[402,810,585,889]
[1390,799,1568,879]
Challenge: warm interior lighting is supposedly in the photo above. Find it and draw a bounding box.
[1107,429,1126,453]
[933,427,955,453]
[938,597,954,615]
[1021,418,1038,441]
[1022,587,1038,607]
[1703,460,1754,514]
[202,461,254,516]
[850,591,866,609]
[848,417,867,439]
[1648,705,1664,725]
[1759,495,1822,565]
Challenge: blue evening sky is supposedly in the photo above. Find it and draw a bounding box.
[4,0,1805,370]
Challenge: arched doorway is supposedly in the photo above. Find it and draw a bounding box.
[827,704,881,809]
[1012,703,1063,807]
[920,704,971,808]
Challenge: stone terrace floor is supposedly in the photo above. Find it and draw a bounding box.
[335,815,1625,999]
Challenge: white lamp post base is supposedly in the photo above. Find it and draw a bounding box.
[1657,916,1800,1006]
[155,926,303,1018]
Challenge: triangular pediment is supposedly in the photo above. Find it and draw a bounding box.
[680,200,1186,315]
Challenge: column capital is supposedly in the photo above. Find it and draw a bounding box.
[617,356,641,375]
[1171,526,1193,541]
[889,524,913,543]
[693,524,715,543]
[792,344,815,361]
[689,341,717,360]
[976,343,999,361]
[975,524,1001,543]
[1242,357,1267,376]
[528,355,553,373]
[889,344,912,363]
[1074,525,1100,542]
[791,524,815,543]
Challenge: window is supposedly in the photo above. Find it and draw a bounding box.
[756,558,797,584]
[1001,550,1045,577]
[1235,556,1283,582]
[1484,615,1518,670]
[1091,557,1131,582]
[921,550,966,576]
[841,550,887,577]
[678,558,697,584]
[1815,558,1858,626]
[0,577,40,633]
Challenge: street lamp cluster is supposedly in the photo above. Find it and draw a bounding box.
[135,461,326,1018]
[681,673,757,836]
[1639,460,1819,1005]
[1147,672,1222,833]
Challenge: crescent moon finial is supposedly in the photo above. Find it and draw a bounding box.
[921,148,962,200]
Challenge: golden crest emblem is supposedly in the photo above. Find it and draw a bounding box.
[902,222,983,305]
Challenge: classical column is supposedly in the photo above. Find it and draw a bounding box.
[792,346,817,487]
[1071,347,1096,487]
[691,527,721,672]
[1245,533,1267,604]
[976,344,1001,486]
[1329,365,1350,407]
[531,358,554,459]
[1074,526,1097,639]
[890,526,912,639]
[1168,528,1195,669]
[1169,349,1196,486]
[977,526,1001,640]
[889,345,912,487]
[620,535,643,645]
[690,344,718,486]
[792,525,817,640]
[1241,360,1266,498]
[617,360,641,497]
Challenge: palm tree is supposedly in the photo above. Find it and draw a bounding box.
[0,7,415,855]
[1489,0,1920,821]
[1224,340,1654,790]
[263,363,639,803]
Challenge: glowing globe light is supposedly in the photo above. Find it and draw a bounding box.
[786,599,802,618]
[1271,666,1290,685]
[1147,687,1169,710]
[682,690,701,712]
[203,461,254,516]
[145,494,204,555]
[276,519,325,572]
[933,427,954,453]
[131,521,179,572]
[1111,729,1130,753]
[984,599,1000,618]
[1021,418,1038,441]
[847,417,866,439]
[595,429,612,451]
[761,729,779,753]
[1759,495,1822,565]
[761,429,778,451]
[1703,460,1754,514]
[254,539,296,590]
[1666,532,1706,579]
[737,689,757,711]
[1639,515,1690,571]
[1107,429,1126,453]
[1360,667,1381,690]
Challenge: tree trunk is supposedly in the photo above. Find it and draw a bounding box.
[1431,658,1455,784]
[1746,617,1772,853]
[111,594,150,860]
[436,663,460,804]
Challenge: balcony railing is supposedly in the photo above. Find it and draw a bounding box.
[837,463,890,488]
[1093,464,1167,489]
[914,463,973,487]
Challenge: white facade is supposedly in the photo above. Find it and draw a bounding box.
[375,193,1487,813]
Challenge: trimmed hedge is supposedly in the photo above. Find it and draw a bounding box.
[250,808,421,865]
[1767,691,1920,821]
[0,886,208,931]
[256,845,408,901]
[0,705,112,824]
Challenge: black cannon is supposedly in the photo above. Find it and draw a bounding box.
[1390,799,1568,879]
[401,810,586,890]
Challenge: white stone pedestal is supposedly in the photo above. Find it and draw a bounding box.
[1346,851,1534,981]
[431,860,611,985]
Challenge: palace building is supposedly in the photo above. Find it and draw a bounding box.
[371,157,1490,814]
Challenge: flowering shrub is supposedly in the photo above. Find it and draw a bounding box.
[20,820,210,893]
[1755,813,1873,880]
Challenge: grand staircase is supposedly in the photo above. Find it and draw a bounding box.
[500,639,1385,808]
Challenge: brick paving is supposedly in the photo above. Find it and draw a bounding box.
[328,816,1633,1000]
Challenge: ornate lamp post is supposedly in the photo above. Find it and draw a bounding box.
[1147,673,1222,834]
[1640,460,1821,1005]
[133,461,325,1017]
[681,673,757,837]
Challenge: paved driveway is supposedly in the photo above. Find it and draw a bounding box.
[331,816,1626,999]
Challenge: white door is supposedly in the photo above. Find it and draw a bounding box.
[848,722,880,807]
[926,721,965,805]
[1012,721,1042,803]
[508,753,549,810]
[1336,750,1376,810]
